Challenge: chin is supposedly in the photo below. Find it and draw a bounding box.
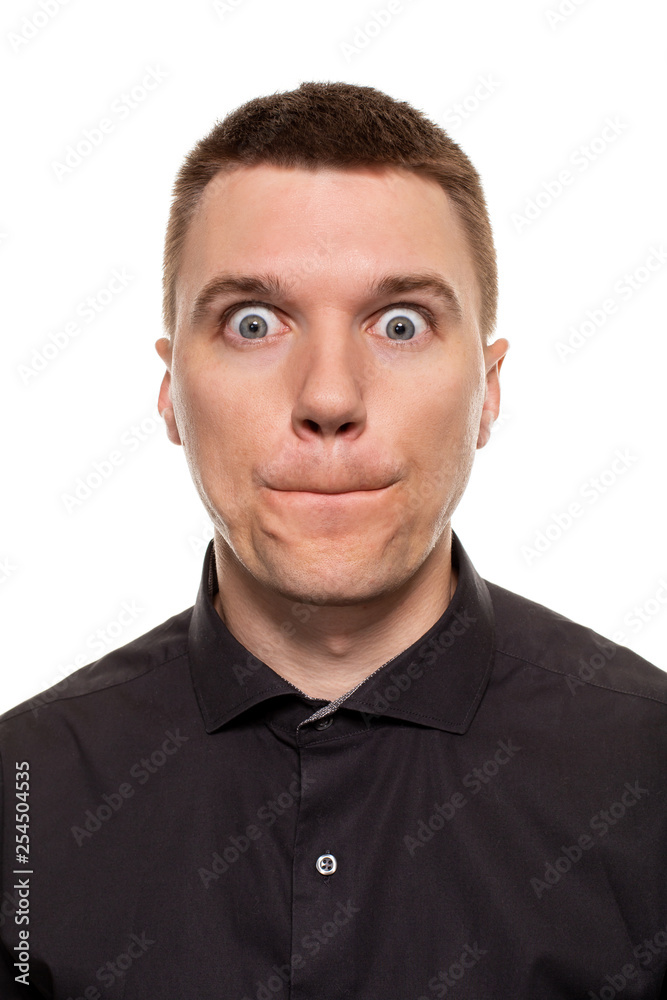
[258,546,409,607]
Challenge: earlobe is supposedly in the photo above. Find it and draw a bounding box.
[476,408,495,450]
[156,346,183,447]
[476,339,509,450]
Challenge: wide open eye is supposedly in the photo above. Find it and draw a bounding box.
[377,307,428,342]
[228,305,283,339]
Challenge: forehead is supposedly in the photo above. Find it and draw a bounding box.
[176,163,480,322]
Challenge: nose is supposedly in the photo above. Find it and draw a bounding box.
[290,320,368,443]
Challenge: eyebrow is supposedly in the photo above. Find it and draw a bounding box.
[188,270,464,327]
[368,273,464,322]
[188,274,288,328]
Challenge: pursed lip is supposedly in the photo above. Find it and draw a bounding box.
[267,484,395,495]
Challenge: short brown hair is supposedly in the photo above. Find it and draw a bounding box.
[162,81,498,341]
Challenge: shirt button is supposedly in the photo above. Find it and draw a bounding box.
[314,716,334,729]
[316,853,337,875]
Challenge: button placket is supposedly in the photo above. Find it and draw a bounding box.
[290,718,377,999]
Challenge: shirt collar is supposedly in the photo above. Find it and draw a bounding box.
[188,531,495,735]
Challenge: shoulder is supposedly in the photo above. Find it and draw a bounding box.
[485,579,667,707]
[0,605,193,731]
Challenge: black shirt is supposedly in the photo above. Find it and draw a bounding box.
[1,532,666,999]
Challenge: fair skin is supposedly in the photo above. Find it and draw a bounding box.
[156,163,508,700]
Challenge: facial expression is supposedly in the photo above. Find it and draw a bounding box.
[156,164,507,606]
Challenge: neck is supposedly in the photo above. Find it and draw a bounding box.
[211,530,457,701]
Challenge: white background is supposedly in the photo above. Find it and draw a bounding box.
[1,0,665,714]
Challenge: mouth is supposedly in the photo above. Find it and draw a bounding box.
[273,483,394,497]
[266,484,395,501]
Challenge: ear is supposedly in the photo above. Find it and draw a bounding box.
[476,338,509,450]
[155,337,182,446]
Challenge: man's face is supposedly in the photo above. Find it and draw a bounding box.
[156,163,507,605]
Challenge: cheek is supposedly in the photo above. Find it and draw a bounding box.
[403,365,483,496]
[409,362,482,443]
[174,367,257,486]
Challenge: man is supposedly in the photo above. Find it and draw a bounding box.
[1,81,665,999]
